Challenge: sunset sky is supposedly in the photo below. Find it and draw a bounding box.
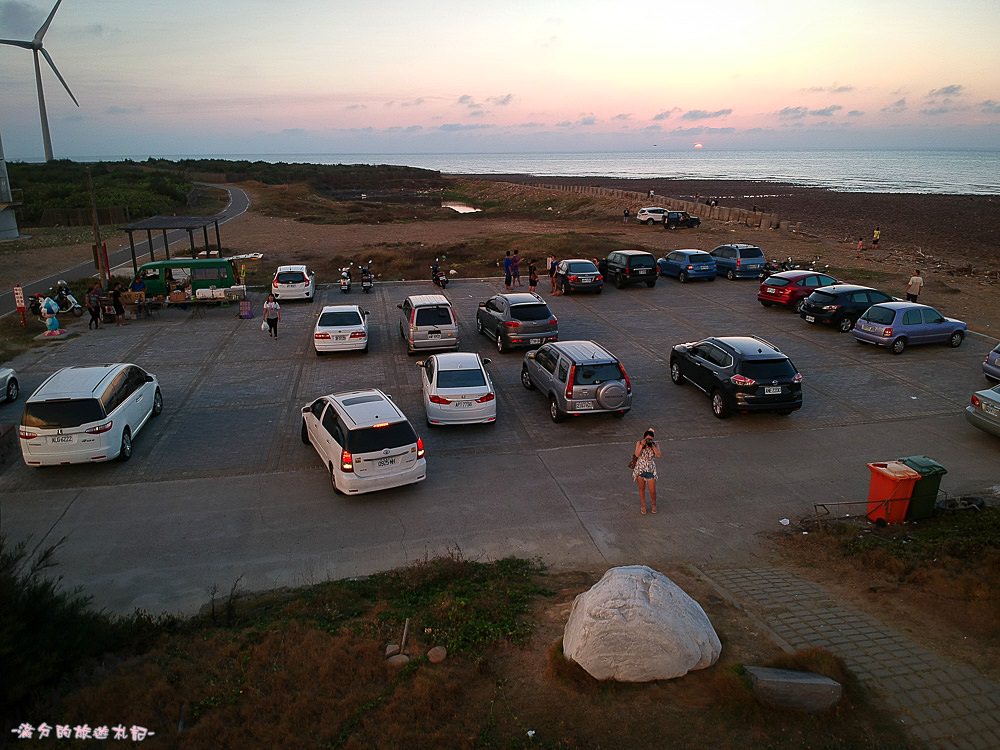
[1,0,999,159]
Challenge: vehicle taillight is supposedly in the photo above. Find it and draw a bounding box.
[882,327,893,337]
[416,437,425,459]
[314,332,331,339]
[687,265,694,270]
[619,363,631,394]
[565,364,576,400]
[85,420,114,434]
[568,274,579,282]
[730,374,756,386]
[18,428,37,440]
[272,279,279,287]
[477,392,495,403]
[971,394,981,408]
[429,395,451,404]
[349,331,366,339]
[736,258,742,268]
[341,449,354,472]
[596,274,603,282]
[548,316,558,327]
[793,373,803,383]
[410,310,416,328]
[504,320,521,328]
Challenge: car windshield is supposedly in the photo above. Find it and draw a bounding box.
[766,277,792,287]
[566,262,598,273]
[808,291,838,304]
[742,359,797,381]
[630,256,655,268]
[862,306,896,325]
[277,271,306,284]
[740,248,765,258]
[22,398,105,428]
[345,421,418,454]
[574,362,622,385]
[318,311,362,327]
[437,369,487,388]
[688,253,713,263]
[415,307,453,326]
[510,304,552,322]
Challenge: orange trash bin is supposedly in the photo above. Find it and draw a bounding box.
[866,461,920,525]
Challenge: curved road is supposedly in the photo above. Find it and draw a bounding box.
[0,185,250,318]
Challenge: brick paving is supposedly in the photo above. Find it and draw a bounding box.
[698,566,1000,750]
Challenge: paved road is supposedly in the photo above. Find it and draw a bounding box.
[0,274,997,615]
[0,185,250,318]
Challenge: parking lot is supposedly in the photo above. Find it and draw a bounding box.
[2,274,997,615]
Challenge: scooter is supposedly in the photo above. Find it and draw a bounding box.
[431,262,448,289]
[360,261,374,294]
[51,280,84,317]
[339,266,352,294]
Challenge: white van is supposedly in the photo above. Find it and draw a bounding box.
[19,364,162,466]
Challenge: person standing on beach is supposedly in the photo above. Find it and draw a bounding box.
[872,226,881,247]
[547,254,558,294]
[502,251,513,291]
[511,251,522,287]
[906,270,924,302]
[528,262,539,293]
[856,237,865,257]
[623,208,630,224]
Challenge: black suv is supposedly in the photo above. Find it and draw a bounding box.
[799,284,895,333]
[664,211,701,230]
[669,336,802,418]
[604,250,657,289]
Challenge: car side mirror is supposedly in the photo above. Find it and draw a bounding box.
[363,310,370,316]
[482,357,492,365]
[525,351,536,360]
[478,301,486,307]
[415,360,425,367]
[145,375,155,382]
[396,303,403,310]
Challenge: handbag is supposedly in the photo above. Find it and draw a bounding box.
[261,320,268,332]
[628,454,638,470]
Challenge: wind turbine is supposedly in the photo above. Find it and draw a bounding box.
[0,0,79,162]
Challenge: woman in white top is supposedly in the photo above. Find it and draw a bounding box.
[263,294,281,338]
[632,428,662,515]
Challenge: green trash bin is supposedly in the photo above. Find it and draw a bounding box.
[898,455,947,521]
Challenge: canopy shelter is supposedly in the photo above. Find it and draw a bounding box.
[121,215,225,277]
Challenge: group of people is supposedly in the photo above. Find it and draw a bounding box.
[84,277,149,329]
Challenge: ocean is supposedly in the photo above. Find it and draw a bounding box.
[141,149,1000,196]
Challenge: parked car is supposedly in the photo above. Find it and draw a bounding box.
[553,259,603,294]
[657,250,716,282]
[710,244,766,280]
[799,284,896,332]
[663,211,701,230]
[1,366,17,403]
[476,292,558,352]
[272,264,316,301]
[313,304,369,354]
[300,388,426,494]
[982,343,1000,381]
[19,364,162,466]
[669,336,803,419]
[635,207,668,225]
[965,383,1000,438]
[521,340,631,422]
[604,250,657,289]
[852,302,967,355]
[417,352,496,426]
[397,294,458,354]
[758,270,840,314]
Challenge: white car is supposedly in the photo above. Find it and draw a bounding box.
[417,352,496,426]
[272,265,316,301]
[19,364,162,466]
[314,305,369,354]
[1,366,17,403]
[635,207,667,224]
[300,388,426,495]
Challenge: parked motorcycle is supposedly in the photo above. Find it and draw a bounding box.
[51,280,84,317]
[339,266,352,294]
[759,257,821,281]
[360,260,374,294]
[431,261,448,289]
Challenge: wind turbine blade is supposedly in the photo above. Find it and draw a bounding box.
[35,0,65,42]
[40,47,79,107]
[0,39,36,49]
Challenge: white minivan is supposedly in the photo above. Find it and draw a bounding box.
[19,364,162,466]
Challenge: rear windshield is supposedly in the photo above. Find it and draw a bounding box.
[22,399,105,428]
[437,369,487,388]
[574,362,622,385]
[807,291,838,304]
[566,262,598,273]
[687,253,713,263]
[629,255,655,268]
[277,271,306,284]
[765,277,792,287]
[415,306,453,326]
[739,248,765,259]
[318,311,362,327]
[510,304,552,322]
[346,421,417,454]
[861,306,895,325]
[741,359,797,381]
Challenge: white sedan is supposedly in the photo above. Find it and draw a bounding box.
[313,305,369,354]
[417,352,496,426]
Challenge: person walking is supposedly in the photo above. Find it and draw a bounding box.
[502,251,513,291]
[86,283,102,330]
[546,254,558,294]
[631,428,662,515]
[623,208,630,224]
[905,269,924,302]
[263,293,281,338]
[872,226,881,247]
[511,251,522,287]
[528,262,539,293]
[111,282,126,327]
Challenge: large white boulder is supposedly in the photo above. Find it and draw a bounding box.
[562,565,721,682]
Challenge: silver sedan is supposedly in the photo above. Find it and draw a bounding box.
[1,366,18,403]
[417,352,496,426]
[966,383,1000,438]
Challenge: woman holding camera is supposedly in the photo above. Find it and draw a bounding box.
[631,428,662,515]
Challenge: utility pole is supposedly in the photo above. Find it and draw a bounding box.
[86,167,107,287]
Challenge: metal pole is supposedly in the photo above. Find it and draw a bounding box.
[162,229,170,260]
[188,229,196,258]
[86,167,107,287]
[202,224,210,254]
[34,50,54,162]
[214,220,222,254]
[146,229,154,260]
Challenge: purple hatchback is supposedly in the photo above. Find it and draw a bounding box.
[852,302,967,355]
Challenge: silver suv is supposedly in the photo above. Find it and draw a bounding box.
[520,340,632,422]
[397,294,458,354]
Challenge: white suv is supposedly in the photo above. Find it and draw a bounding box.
[19,364,162,466]
[272,265,316,301]
[300,388,426,495]
[635,207,667,225]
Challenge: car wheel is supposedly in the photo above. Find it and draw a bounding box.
[726,270,736,280]
[679,272,688,283]
[562,281,571,295]
[793,299,806,314]
[301,420,310,445]
[520,367,535,390]
[646,219,655,226]
[948,331,964,348]
[891,338,907,355]
[646,280,656,288]
[759,300,773,307]
[151,388,163,417]
[837,316,855,333]
[330,463,343,495]
[549,396,565,423]
[71,306,84,317]
[711,391,730,419]
[6,378,18,402]
[118,428,132,462]
[315,347,324,357]
[496,333,507,353]
[615,274,626,289]
[669,360,685,385]
[362,343,369,354]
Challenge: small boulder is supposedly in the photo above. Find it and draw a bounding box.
[427,646,447,664]
[745,666,843,713]
[385,644,400,658]
[562,565,721,682]
[386,653,410,669]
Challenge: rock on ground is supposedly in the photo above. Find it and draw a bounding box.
[427,646,447,664]
[562,565,721,682]
[745,666,843,713]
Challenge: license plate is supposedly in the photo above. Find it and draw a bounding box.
[985,403,1000,417]
[636,269,648,274]
[575,401,594,410]
[377,457,396,467]
[580,276,592,283]
[767,288,776,294]
[529,338,541,344]
[805,315,815,322]
[764,386,782,395]
[334,335,346,341]
[454,401,474,408]
[699,265,709,270]
[49,435,75,444]
[863,324,876,332]
[428,332,441,339]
